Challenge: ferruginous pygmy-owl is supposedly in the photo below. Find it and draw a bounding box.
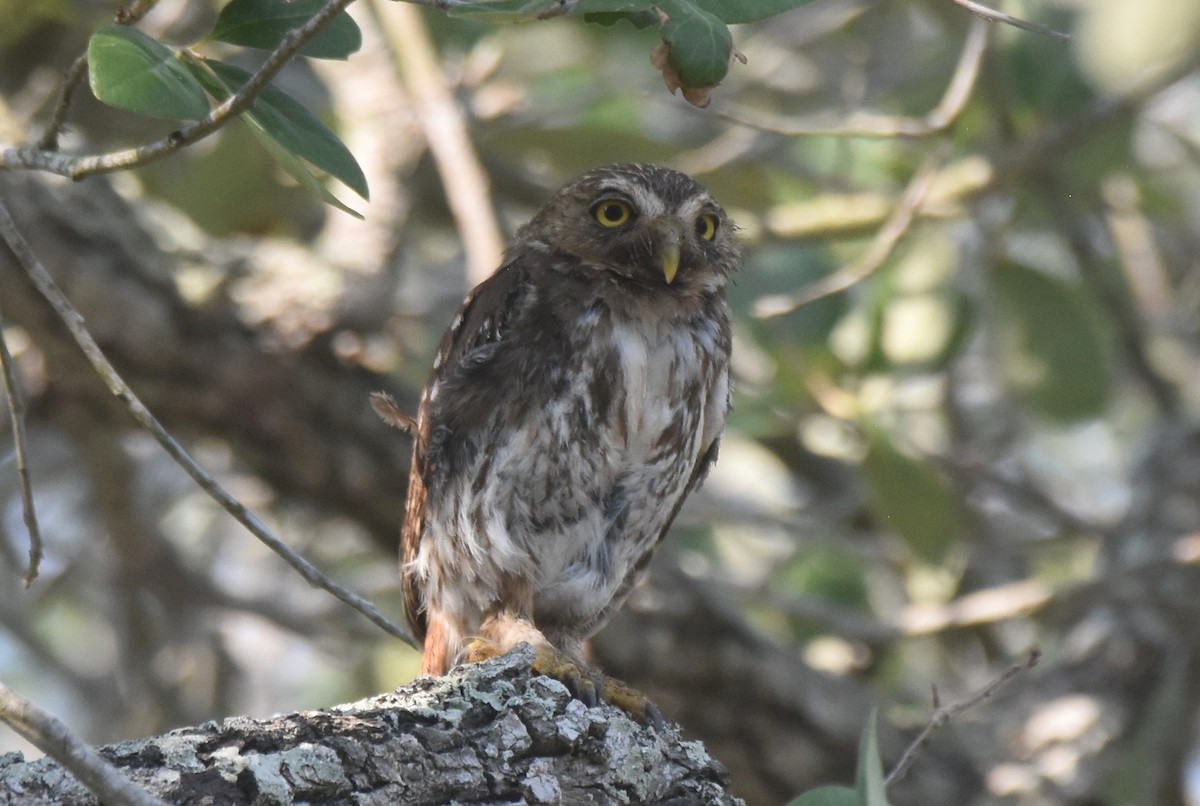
[400,163,739,720]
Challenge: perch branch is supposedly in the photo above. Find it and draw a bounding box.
[0,680,168,806]
[0,195,415,647]
[0,649,739,804]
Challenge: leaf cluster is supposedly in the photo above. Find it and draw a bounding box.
[87,0,368,214]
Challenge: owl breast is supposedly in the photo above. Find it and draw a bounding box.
[528,312,723,630]
[414,286,729,643]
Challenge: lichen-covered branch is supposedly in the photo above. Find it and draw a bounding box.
[0,649,741,805]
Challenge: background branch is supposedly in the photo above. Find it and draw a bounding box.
[0,303,40,586]
[0,681,168,806]
[717,17,989,138]
[372,0,505,285]
[754,149,945,317]
[0,192,413,647]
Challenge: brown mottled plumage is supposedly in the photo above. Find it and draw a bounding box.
[401,164,738,715]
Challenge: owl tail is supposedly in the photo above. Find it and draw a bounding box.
[420,616,452,675]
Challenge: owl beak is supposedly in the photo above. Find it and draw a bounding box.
[656,221,683,284]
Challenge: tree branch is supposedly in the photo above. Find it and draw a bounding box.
[886,650,1041,786]
[0,192,414,647]
[0,649,741,805]
[947,0,1069,41]
[754,148,945,318]
[2,0,359,178]
[717,17,990,138]
[372,0,505,286]
[0,681,168,806]
[0,303,41,586]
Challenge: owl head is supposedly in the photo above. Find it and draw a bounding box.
[517,163,740,293]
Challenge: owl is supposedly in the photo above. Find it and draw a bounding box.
[401,163,738,721]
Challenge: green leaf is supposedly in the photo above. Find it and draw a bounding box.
[785,786,861,806]
[862,430,967,564]
[212,0,362,60]
[659,0,733,88]
[783,711,891,806]
[855,709,891,806]
[87,25,210,120]
[253,122,365,218]
[191,59,368,203]
[990,262,1111,421]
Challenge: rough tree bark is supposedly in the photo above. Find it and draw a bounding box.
[0,647,741,805]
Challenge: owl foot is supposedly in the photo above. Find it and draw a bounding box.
[596,674,666,730]
[463,638,599,706]
[462,639,663,727]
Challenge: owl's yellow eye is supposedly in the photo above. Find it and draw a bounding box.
[593,199,633,228]
[696,213,719,241]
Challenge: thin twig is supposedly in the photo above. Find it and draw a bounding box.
[371,0,505,285]
[0,680,169,806]
[948,0,1070,41]
[754,149,945,318]
[0,305,41,586]
[885,649,1041,786]
[0,195,416,648]
[2,0,358,178]
[718,17,989,138]
[36,55,88,151]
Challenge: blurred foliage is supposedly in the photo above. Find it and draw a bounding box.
[2,0,1200,804]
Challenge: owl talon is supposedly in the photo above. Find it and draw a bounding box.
[463,638,497,663]
[599,675,667,729]
[531,646,598,707]
[462,641,664,727]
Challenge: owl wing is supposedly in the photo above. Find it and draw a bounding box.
[401,261,532,642]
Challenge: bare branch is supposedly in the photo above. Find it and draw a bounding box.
[0,680,169,806]
[0,305,41,586]
[33,0,151,149]
[371,0,505,285]
[0,195,416,648]
[2,0,358,178]
[886,650,1041,787]
[754,149,945,318]
[948,0,1070,41]
[717,17,989,138]
[35,55,88,151]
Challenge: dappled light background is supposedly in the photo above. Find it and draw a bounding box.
[2,0,1200,803]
